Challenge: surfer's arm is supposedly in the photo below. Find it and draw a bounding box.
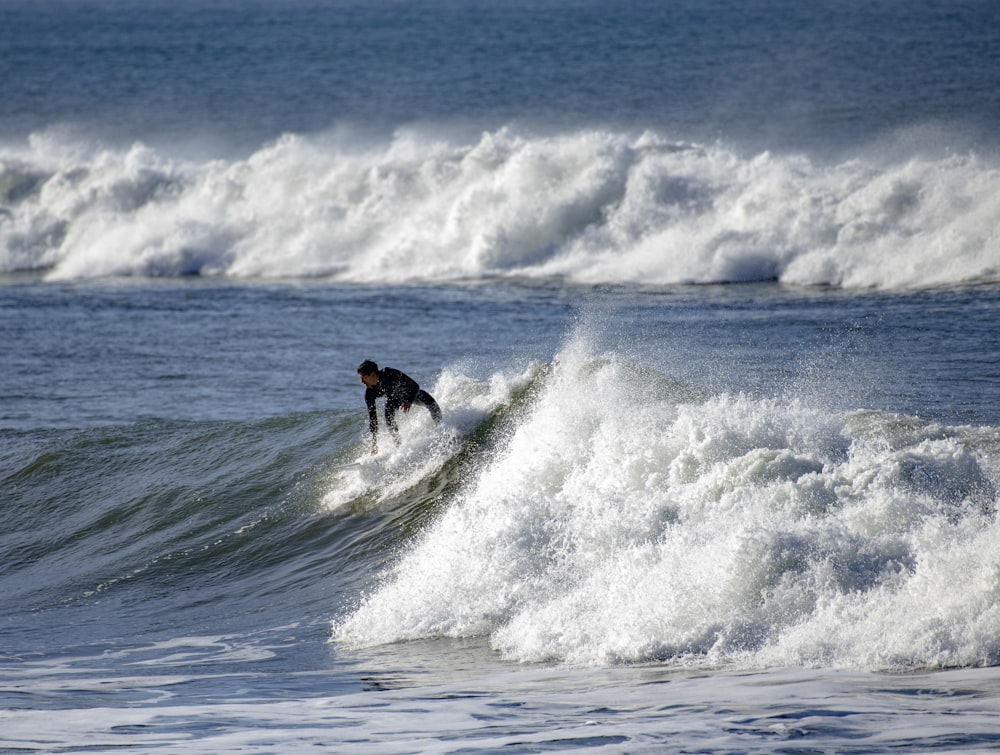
[400,378,420,414]
[365,391,379,453]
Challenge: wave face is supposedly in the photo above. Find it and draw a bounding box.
[2,127,998,288]
[334,337,1000,670]
[0,362,534,652]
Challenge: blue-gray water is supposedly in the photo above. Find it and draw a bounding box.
[4,0,999,152]
[3,1,1000,751]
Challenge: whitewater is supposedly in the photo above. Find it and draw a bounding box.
[2,126,998,288]
[333,335,1000,669]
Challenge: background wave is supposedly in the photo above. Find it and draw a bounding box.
[2,126,998,288]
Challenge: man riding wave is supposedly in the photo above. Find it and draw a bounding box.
[357,360,442,454]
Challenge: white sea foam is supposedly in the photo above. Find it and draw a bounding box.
[333,337,1000,671]
[2,126,998,288]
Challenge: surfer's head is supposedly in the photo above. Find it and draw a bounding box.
[358,360,380,387]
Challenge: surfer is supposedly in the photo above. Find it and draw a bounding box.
[358,360,442,453]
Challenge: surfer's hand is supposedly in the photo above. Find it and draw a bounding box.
[402,402,411,413]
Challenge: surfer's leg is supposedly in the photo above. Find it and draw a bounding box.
[414,390,442,423]
[384,401,401,437]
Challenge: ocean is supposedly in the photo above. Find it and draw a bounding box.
[3,0,1000,752]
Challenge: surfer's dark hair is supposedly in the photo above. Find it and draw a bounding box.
[357,360,379,376]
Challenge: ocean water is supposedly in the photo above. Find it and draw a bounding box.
[3,1,1000,752]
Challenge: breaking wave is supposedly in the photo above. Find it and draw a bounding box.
[2,126,998,288]
[334,337,1000,671]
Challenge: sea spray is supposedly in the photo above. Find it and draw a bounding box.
[332,339,1000,670]
[320,364,540,512]
[2,127,998,287]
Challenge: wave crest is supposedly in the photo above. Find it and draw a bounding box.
[2,127,998,288]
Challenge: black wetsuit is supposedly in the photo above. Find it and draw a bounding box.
[365,367,442,442]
